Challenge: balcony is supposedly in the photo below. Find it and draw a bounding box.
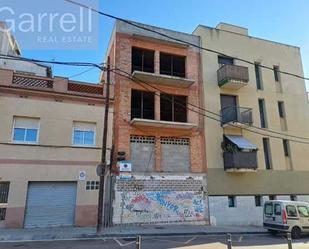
[130,118,197,130]
[132,70,195,88]
[217,64,249,89]
[222,135,258,172]
[223,151,258,172]
[221,106,253,128]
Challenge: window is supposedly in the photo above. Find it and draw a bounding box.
[258,99,267,128]
[160,53,186,78]
[264,203,273,216]
[13,117,39,143]
[263,138,272,170]
[160,94,187,122]
[255,62,263,90]
[290,195,297,201]
[286,205,298,217]
[131,90,155,120]
[131,47,154,73]
[278,101,285,118]
[283,139,290,157]
[73,122,96,146]
[86,181,99,190]
[269,195,276,200]
[228,196,236,208]
[255,196,262,207]
[274,66,280,82]
[218,56,234,66]
[0,182,10,221]
[274,204,281,215]
[297,206,309,217]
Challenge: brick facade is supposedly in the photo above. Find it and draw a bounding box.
[109,29,206,174]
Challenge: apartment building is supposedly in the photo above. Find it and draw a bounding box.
[0,21,51,77]
[0,68,113,228]
[194,23,309,226]
[105,20,208,225]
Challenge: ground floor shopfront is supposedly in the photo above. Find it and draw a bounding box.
[0,164,99,229]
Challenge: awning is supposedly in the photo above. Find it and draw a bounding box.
[225,135,258,150]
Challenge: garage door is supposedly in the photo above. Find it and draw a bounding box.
[24,182,77,228]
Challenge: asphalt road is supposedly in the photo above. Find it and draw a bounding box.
[1,234,309,249]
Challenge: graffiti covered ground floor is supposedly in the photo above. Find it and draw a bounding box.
[112,174,209,225]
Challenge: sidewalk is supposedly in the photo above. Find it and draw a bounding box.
[0,225,267,242]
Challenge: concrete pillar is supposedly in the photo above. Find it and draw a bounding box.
[0,69,13,86]
[53,77,68,93]
[154,51,160,74]
[155,91,160,120]
[155,136,161,172]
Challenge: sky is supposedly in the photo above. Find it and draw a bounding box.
[21,0,309,87]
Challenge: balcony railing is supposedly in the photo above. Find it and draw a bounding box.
[217,64,249,89]
[221,106,253,127]
[223,151,258,171]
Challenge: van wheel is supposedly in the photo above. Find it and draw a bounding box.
[268,229,278,236]
[291,226,301,239]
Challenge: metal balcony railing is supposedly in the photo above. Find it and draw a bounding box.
[220,106,253,126]
[217,64,249,88]
[223,151,258,171]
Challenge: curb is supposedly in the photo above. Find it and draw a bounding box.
[0,231,268,243]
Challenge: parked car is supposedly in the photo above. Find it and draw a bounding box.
[263,200,309,239]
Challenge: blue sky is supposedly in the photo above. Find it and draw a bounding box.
[22,0,309,87]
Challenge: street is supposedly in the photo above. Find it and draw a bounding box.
[1,234,309,249]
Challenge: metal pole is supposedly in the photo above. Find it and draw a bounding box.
[136,235,141,249]
[97,57,111,233]
[227,233,232,249]
[287,233,293,249]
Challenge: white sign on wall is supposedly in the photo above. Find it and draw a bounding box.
[118,161,132,172]
[79,170,86,181]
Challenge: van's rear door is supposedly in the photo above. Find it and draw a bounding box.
[264,202,274,225]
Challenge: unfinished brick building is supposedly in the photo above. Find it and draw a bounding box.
[105,20,208,224]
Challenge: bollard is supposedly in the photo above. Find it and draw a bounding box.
[287,233,293,249]
[136,235,141,249]
[227,233,232,249]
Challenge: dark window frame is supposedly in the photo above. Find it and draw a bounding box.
[283,139,290,157]
[269,195,276,200]
[131,47,155,73]
[258,99,267,128]
[0,182,10,221]
[160,93,187,123]
[263,138,272,170]
[278,101,285,118]
[131,89,155,120]
[274,66,280,82]
[218,56,234,66]
[228,196,236,208]
[255,62,263,90]
[160,52,186,78]
[255,196,262,207]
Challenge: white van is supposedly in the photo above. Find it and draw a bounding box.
[263,200,309,239]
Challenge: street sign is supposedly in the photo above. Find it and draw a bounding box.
[79,170,86,181]
[118,160,132,172]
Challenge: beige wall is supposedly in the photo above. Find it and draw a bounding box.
[0,94,113,227]
[194,25,309,195]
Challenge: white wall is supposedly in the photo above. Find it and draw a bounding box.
[209,195,309,226]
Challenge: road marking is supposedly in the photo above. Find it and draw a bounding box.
[184,236,197,244]
[113,238,135,247]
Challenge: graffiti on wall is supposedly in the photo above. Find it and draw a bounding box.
[114,190,205,224]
